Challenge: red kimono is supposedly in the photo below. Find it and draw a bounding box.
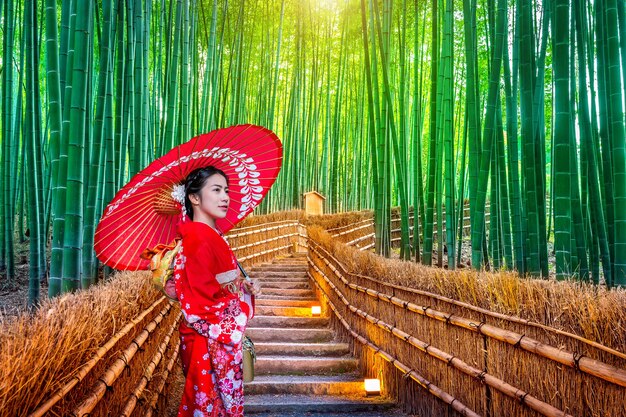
[174,221,251,417]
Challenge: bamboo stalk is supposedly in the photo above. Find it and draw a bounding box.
[308,270,481,417]
[71,302,173,416]
[119,311,180,417]
[28,296,168,417]
[309,262,573,417]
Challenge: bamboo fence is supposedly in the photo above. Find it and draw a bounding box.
[306,228,626,417]
[227,220,307,267]
[1,214,305,417]
[327,204,489,250]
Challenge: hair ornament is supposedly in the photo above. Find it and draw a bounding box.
[171,184,186,205]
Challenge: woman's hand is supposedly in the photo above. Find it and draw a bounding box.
[243,278,261,295]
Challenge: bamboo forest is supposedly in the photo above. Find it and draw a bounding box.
[0,0,625,308]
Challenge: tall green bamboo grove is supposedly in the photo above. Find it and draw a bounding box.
[0,0,625,303]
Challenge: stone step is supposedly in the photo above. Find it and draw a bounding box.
[257,294,318,301]
[260,260,307,266]
[248,315,328,328]
[251,271,308,276]
[264,255,306,260]
[254,342,350,357]
[246,412,405,417]
[255,305,316,317]
[257,280,310,287]
[250,271,308,279]
[261,288,315,297]
[260,281,311,290]
[255,356,358,375]
[254,272,309,279]
[244,374,363,396]
[255,298,318,307]
[246,327,334,343]
[244,394,394,414]
[267,261,308,265]
[252,266,308,272]
[263,265,307,269]
[250,274,309,281]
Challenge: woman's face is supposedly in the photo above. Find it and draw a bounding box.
[189,173,230,223]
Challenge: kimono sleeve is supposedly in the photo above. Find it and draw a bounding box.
[176,233,223,326]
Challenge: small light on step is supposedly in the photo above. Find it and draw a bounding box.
[364,378,381,396]
[311,305,322,316]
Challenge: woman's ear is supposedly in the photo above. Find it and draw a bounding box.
[189,193,200,206]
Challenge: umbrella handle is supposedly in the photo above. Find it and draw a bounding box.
[237,261,252,282]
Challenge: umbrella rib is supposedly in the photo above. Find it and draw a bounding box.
[96,199,171,256]
[129,167,183,183]
[98,206,158,260]
[107,209,164,270]
[154,214,176,250]
[198,125,250,153]
[194,125,271,163]
[100,192,169,224]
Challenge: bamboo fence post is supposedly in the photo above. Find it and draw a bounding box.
[308,269,481,417]
[307,237,624,416]
[143,341,181,417]
[310,239,626,360]
[28,296,168,417]
[119,311,181,417]
[71,303,172,416]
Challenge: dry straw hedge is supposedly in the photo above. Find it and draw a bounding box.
[305,210,373,231]
[308,225,626,351]
[307,225,626,417]
[235,209,307,228]
[0,272,176,416]
[228,210,307,268]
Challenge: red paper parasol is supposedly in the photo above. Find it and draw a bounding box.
[94,124,282,270]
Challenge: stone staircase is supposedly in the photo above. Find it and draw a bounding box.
[244,253,404,417]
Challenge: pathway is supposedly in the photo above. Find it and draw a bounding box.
[244,253,405,417]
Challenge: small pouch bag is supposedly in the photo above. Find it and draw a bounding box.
[242,336,256,382]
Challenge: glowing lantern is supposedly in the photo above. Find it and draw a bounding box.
[364,378,381,396]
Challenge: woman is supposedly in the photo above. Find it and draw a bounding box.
[174,166,259,417]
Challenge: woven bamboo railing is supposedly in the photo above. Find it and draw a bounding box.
[307,238,626,417]
[27,298,181,417]
[307,265,482,417]
[330,204,491,249]
[25,219,305,417]
[227,220,307,266]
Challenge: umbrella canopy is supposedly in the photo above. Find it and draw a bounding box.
[94,124,282,270]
